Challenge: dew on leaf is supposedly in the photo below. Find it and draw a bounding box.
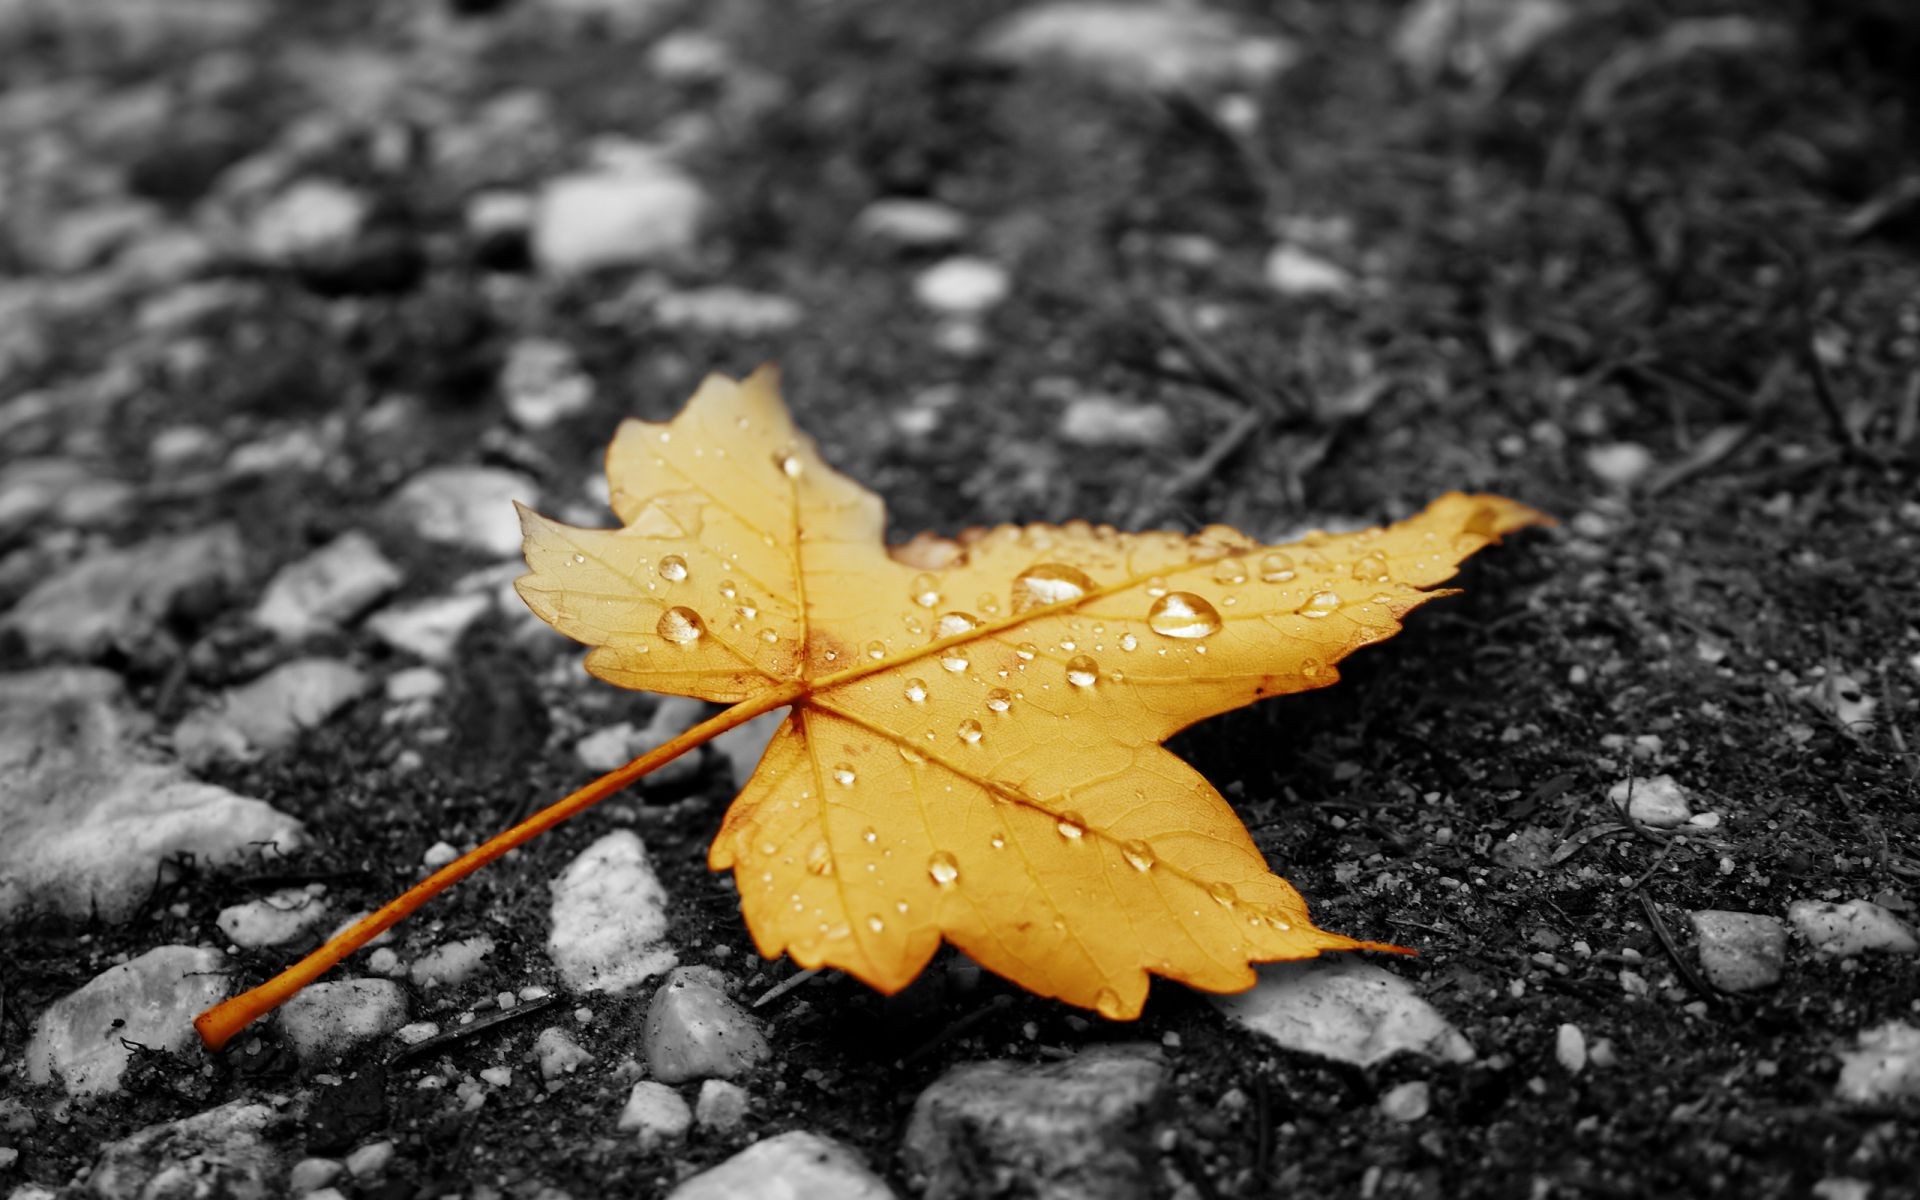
[1207,881,1238,907]
[1211,557,1248,586]
[774,450,802,478]
[927,851,960,887]
[1297,590,1343,618]
[1066,655,1099,687]
[1015,643,1037,661]
[1352,552,1390,583]
[658,554,689,582]
[940,650,969,673]
[1146,592,1221,640]
[910,574,942,608]
[1056,812,1086,840]
[904,678,928,703]
[657,606,705,644]
[936,611,978,638]
[957,719,983,744]
[1012,562,1094,612]
[1258,552,1296,583]
[832,763,857,787]
[1121,839,1155,871]
[985,688,1012,713]
[866,915,885,934]
[805,841,833,876]
[1119,633,1138,652]
[866,639,887,660]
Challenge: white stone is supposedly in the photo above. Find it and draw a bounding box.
[277,979,409,1064]
[712,707,787,787]
[26,946,230,1095]
[1265,244,1356,297]
[217,888,332,950]
[1790,899,1919,959]
[253,532,402,640]
[1213,959,1475,1067]
[387,465,538,557]
[979,2,1298,92]
[250,179,368,263]
[694,1079,750,1132]
[854,199,968,248]
[1836,1022,1920,1103]
[547,830,677,994]
[645,967,770,1083]
[1689,910,1787,992]
[667,1131,895,1200]
[913,256,1009,315]
[366,593,494,664]
[173,658,371,767]
[653,287,803,336]
[480,1065,514,1087]
[534,1025,594,1081]
[1809,671,1877,738]
[422,839,460,868]
[409,935,496,989]
[396,1022,439,1045]
[502,337,595,430]
[345,1139,395,1179]
[1556,1023,1587,1073]
[1379,1080,1430,1122]
[618,1080,692,1152]
[289,1157,345,1193]
[533,167,708,275]
[1394,0,1575,84]
[1057,396,1174,448]
[85,1101,285,1200]
[1608,774,1691,828]
[2,526,245,658]
[1586,442,1654,488]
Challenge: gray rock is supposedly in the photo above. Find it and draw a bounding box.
[277,979,409,1064]
[1836,1022,1920,1104]
[693,1079,750,1133]
[853,198,968,249]
[1394,0,1575,85]
[1379,1080,1431,1122]
[2,526,244,658]
[0,668,305,924]
[0,458,133,536]
[217,888,332,950]
[534,1026,593,1081]
[249,179,368,264]
[979,2,1298,92]
[408,935,496,989]
[386,466,538,558]
[0,0,267,47]
[86,1100,287,1200]
[1607,774,1691,828]
[288,1157,345,1193]
[1790,899,1919,959]
[1212,959,1475,1067]
[26,946,230,1096]
[1264,244,1356,298]
[617,1080,691,1152]
[652,288,802,336]
[533,167,708,275]
[345,1139,394,1179]
[253,532,402,640]
[913,257,1009,315]
[667,1131,895,1200]
[1689,910,1787,992]
[172,658,370,767]
[365,593,493,663]
[902,1047,1167,1200]
[502,337,595,430]
[644,966,769,1083]
[547,830,677,994]
[1056,396,1174,448]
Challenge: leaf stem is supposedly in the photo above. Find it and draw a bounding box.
[194,686,802,1052]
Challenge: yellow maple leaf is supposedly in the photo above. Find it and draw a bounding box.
[195,367,1544,1049]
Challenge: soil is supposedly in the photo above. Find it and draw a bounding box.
[3,1,1918,1198]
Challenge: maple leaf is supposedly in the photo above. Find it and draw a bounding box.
[195,367,1545,1049]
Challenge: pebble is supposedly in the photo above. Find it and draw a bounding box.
[576,694,709,782]
[0,668,305,923]
[253,531,402,640]
[422,839,460,867]
[1394,0,1575,85]
[277,979,410,1064]
[913,256,1010,315]
[217,888,333,950]
[366,592,494,663]
[387,465,538,558]
[533,166,709,274]
[502,337,596,430]
[1214,959,1475,1067]
[289,1157,345,1193]
[903,1046,1166,1200]
[547,830,678,993]
[85,1101,287,1200]
[396,1022,440,1045]
[173,657,371,767]
[1808,671,1877,737]
[2,525,245,658]
[652,286,804,336]
[712,707,787,786]
[1608,774,1692,828]
[1689,910,1787,991]
[618,1080,693,1151]
[1556,1023,1587,1073]
[249,179,369,263]
[1378,1080,1430,1122]
[667,1131,896,1200]
[480,1066,514,1087]
[644,966,771,1083]
[854,198,968,248]
[26,946,230,1096]
[1265,244,1355,297]
[978,2,1298,92]
[694,1079,750,1132]
[1789,899,1920,959]
[1585,442,1655,489]
[409,935,496,989]
[535,1026,594,1081]
[345,1139,395,1179]
[0,458,133,536]
[1835,1022,1920,1103]
[1056,395,1174,448]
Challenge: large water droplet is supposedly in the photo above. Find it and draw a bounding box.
[1352,552,1390,584]
[1065,655,1099,687]
[1207,881,1238,907]
[1012,562,1094,612]
[865,639,887,660]
[1121,839,1155,871]
[985,688,1012,713]
[910,574,942,609]
[1015,643,1037,662]
[1119,633,1138,652]
[927,851,960,887]
[940,649,969,673]
[957,719,983,744]
[936,612,977,640]
[1259,552,1296,583]
[832,763,857,787]
[1211,557,1248,586]
[1056,812,1086,840]
[657,554,689,582]
[657,606,705,644]
[904,678,928,703]
[1147,592,1222,640]
[774,450,803,478]
[1297,590,1343,618]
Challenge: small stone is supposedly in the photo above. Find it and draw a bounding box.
[1835,1022,1920,1103]
[913,256,1009,315]
[387,466,538,557]
[535,1026,594,1081]
[86,1101,286,1200]
[289,1157,345,1193]
[396,1022,439,1046]
[694,1079,750,1132]
[409,935,496,989]
[618,1080,693,1151]
[667,1131,895,1200]
[533,167,709,275]
[1556,1023,1587,1073]
[1057,396,1174,448]
[1809,671,1877,738]
[979,2,1298,92]
[250,179,369,263]
[1586,442,1655,489]
[1378,1080,1430,1122]
[1608,774,1691,828]
[366,593,494,663]
[903,1047,1166,1200]
[1264,244,1355,297]
[652,287,803,336]
[577,721,645,772]
[345,1140,395,1179]
[854,198,968,248]
[480,1066,514,1087]
[648,30,734,81]
[1213,959,1475,1067]
[278,979,409,1064]
[253,532,402,640]
[1689,910,1788,992]
[422,840,460,868]
[173,658,371,767]
[644,966,771,1083]
[502,337,596,430]
[26,946,230,1095]
[1394,0,1575,85]
[1790,899,1920,959]
[547,830,678,994]
[2,526,245,658]
[1812,1181,1872,1200]
[217,888,333,950]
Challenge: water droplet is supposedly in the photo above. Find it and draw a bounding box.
[910,574,942,608]
[717,579,737,599]
[832,763,857,787]
[985,688,1012,713]
[1012,562,1094,612]
[1352,552,1390,583]
[826,922,851,941]
[1119,633,1138,652]
[927,851,960,887]
[806,841,833,876]
[1147,592,1222,639]
[758,628,779,644]
[1300,658,1323,679]
[1121,839,1155,871]
[904,678,928,703]
[1056,812,1086,840]
[1145,576,1168,598]
[957,719,983,744]
[1059,640,1077,652]
[1297,590,1343,618]
[898,745,926,765]
[1015,643,1037,662]
[866,914,885,934]
[866,639,887,660]
[1066,655,1099,687]
[862,827,878,844]
[1094,988,1125,1019]
[903,615,925,636]
[1211,557,1248,586]
[774,450,802,478]
[658,554,688,582]
[936,612,977,640]
[1259,552,1297,583]
[657,606,705,644]
[571,553,586,565]
[1207,881,1238,907]
[989,833,1007,850]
